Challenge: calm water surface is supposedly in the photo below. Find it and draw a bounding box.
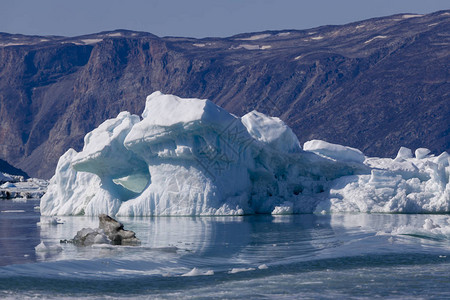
[0,199,449,299]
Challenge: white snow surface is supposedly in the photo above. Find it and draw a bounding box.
[364,35,388,44]
[80,38,103,44]
[181,267,214,276]
[304,140,365,163]
[106,32,122,37]
[228,267,256,274]
[402,14,423,19]
[40,92,450,216]
[237,34,271,41]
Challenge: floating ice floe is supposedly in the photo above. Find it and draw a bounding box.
[40,92,450,216]
[258,264,269,270]
[228,267,256,274]
[181,267,214,276]
[0,175,48,199]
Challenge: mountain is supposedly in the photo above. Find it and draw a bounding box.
[0,159,29,178]
[0,10,449,179]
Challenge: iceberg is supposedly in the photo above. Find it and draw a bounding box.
[40,92,450,216]
[0,174,48,199]
[0,172,14,183]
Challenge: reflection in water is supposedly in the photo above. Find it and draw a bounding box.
[1,201,450,299]
[330,214,426,231]
[35,213,339,271]
[330,214,450,232]
[14,209,450,269]
[325,214,450,258]
[330,213,450,240]
[2,199,449,281]
[0,199,41,266]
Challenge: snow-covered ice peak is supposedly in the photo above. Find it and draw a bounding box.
[41,92,450,216]
[242,110,301,153]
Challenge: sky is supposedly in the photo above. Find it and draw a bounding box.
[1,0,449,38]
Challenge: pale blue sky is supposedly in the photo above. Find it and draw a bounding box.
[1,0,449,38]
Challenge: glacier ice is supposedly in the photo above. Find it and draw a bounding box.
[40,92,450,216]
[304,140,365,164]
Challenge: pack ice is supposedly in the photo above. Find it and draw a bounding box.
[40,92,450,216]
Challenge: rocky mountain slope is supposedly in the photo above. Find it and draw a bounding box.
[0,10,449,179]
[0,159,28,178]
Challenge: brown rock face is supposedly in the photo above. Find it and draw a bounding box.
[0,11,449,178]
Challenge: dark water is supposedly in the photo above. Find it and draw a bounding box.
[1,199,449,299]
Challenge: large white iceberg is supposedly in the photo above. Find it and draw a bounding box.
[40,92,450,216]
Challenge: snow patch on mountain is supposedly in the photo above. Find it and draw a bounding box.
[364,35,388,44]
[237,34,271,41]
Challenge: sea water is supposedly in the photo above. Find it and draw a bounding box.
[0,199,449,299]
